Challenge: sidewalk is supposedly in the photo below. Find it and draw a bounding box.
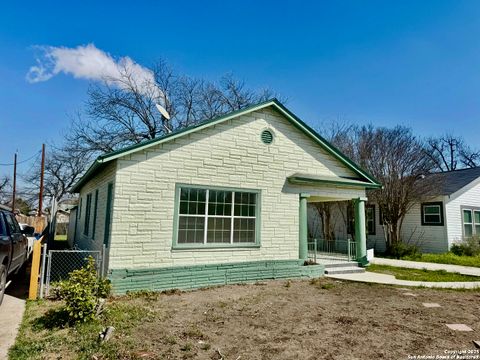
[370,257,480,277]
[0,294,25,359]
[326,271,480,289]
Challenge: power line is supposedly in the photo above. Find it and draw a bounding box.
[0,150,42,166]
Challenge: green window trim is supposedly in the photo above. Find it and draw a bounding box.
[421,202,444,226]
[366,204,376,235]
[104,183,114,246]
[83,193,92,236]
[92,189,99,240]
[172,183,261,250]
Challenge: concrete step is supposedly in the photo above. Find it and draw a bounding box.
[323,262,361,269]
[324,267,365,275]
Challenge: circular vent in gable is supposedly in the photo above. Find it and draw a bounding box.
[261,129,274,145]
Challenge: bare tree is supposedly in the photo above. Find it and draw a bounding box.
[24,143,90,206]
[327,124,439,253]
[425,134,479,172]
[0,176,10,205]
[67,60,280,158]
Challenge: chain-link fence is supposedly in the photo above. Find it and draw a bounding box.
[43,249,104,297]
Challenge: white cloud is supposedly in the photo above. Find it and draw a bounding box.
[26,44,163,99]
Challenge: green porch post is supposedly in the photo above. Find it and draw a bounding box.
[299,193,310,260]
[354,197,368,266]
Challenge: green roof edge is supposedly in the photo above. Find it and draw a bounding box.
[71,98,381,192]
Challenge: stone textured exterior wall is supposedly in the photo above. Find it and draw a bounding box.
[75,161,117,253]
[108,107,365,270]
[109,260,324,294]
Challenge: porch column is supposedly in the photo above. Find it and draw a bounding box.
[299,193,310,260]
[354,197,368,266]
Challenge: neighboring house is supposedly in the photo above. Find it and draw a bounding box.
[310,167,480,254]
[69,99,381,294]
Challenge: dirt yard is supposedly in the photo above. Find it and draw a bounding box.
[11,278,480,360]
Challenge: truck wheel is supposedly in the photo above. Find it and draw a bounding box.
[0,265,6,306]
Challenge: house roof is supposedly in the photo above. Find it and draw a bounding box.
[426,167,480,196]
[71,99,381,192]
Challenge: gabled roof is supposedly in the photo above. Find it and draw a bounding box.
[426,167,480,196]
[71,99,381,192]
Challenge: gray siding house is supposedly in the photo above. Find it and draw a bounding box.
[69,99,380,293]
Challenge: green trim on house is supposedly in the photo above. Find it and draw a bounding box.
[288,173,382,189]
[108,260,324,294]
[71,99,381,193]
[299,193,310,260]
[354,198,368,266]
[92,189,99,240]
[172,183,262,249]
[103,182,114,246]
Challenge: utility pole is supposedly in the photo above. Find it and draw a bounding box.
[38,144,45,216]
[12,152,17,213]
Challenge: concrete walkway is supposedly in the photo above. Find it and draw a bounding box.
[0,294,25,359]
[326,271,480,289]
[370,257,480,276]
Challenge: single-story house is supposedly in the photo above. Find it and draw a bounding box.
[69,99,381,293]
[308,167,480,254]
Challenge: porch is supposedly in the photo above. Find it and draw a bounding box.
[307,238,358,264]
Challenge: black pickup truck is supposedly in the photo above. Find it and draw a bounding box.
[0,209,29,305]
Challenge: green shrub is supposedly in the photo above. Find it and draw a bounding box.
[57,256,111,323]
[388,242,421,259]
[450,236,480,257]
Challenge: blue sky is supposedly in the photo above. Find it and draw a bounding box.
[1,0,480,178]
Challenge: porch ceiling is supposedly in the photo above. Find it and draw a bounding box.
[288,173,382,189]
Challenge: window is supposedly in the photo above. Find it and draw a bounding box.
[175,185,259,247]
[4,213,20,234]
[421,202,444,226]
[366,205,376,235]
[84,193,92,236]
[346,203,375,236]
[462,208,480,239]
[92,190,99,239]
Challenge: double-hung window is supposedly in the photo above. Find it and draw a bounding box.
[175,185,260,247]
[366,205,376,235]
[421,202,444,226]
[462,208,480,239]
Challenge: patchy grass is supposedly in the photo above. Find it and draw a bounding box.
[54,234,67,241]
[402,252,480,268]
[368,264,480,282]
[10,279,480,359]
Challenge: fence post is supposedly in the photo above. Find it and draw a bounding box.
[28,237,44,300]
[38,243,47,299]
[314,238,317,263]
[348,239,351,261]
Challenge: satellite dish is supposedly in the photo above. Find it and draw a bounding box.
[155,103,170,120]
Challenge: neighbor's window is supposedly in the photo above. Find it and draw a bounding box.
[176,186,258,246]
[366,205,376,235]
[463,208,480,238]
[84,193,92,236]
[421,202,443,226]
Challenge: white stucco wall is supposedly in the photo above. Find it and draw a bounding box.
[108,107,365,270]
[445,179,480,245]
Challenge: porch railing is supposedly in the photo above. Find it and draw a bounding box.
[307,238,357,262]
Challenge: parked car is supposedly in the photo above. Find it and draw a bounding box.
[0,209,29,305]
[18,223,37,256]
